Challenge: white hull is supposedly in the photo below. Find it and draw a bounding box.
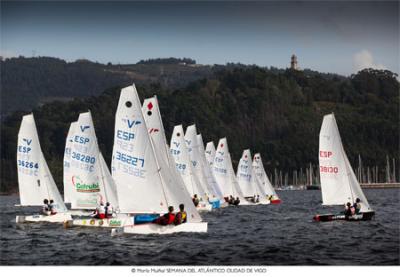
[16,213,72,223]
[69,210,94,217]
[111,222,208,235]
[65,215,134,228]
[196,203,212,212]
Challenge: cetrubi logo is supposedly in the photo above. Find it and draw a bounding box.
[72,176,100,193]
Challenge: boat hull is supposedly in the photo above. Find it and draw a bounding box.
[196,203,212,212]
[64,214,134,228]
[16,213,72,223]
[111,222,208,235]
[313,211,375,222]
[270,199,281,204]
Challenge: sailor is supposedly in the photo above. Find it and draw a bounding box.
[105,202,113,218]
[174,204,187,225]
[192,194,200,207]
[252,195,257,203]
[353,198,362,214]
[154,206,175,225]
[344,202,355,218]
[97,202,106,219]
[233,197,240,206]
[48,199,57,215]
[228,195,234,205]
[256,195,260,203]
[42,199,50,215]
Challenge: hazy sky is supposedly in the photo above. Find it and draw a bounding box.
[1,1,398,76]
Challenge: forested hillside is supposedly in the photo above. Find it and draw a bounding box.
[1,59,398,193]
[0,57,213,116]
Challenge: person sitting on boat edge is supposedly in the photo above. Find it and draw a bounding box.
[42,199,50,215]
[353,198,362,214]
[48,199,57,215]
[233,197,240,206]
[91,202,106,219]
[153,206,175,226]
[105,202,113,218]
[228,195,234,205]
[192,194,200,207]
[174,204,187,225]
[256,195,260,203]
[344,202,355,218]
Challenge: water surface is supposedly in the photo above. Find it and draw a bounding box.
[0,189,399,265]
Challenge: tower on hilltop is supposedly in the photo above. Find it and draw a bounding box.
[290,54,298,70]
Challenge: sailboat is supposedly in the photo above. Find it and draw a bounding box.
[252,153,281,204]
[313,113,375,222]
[185,125,220,206]
[63,111,125,228]
[197,134,226,207]
[16,114,71,223]
[170,125,212,211]
[237,149,270,204]
[212,138,248,205]
[111,85,207,235]
[141,95,203,221]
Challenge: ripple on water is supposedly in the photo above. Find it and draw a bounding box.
[0,190,399,265]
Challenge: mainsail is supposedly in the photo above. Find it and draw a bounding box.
[17,114,67,212]
[170,125,207,199]
[142,96,201,222]
[63,121,77,203]
[185,125,217,198]
[319,113,372,212]
[213,138,246,202]
[205,142,216,167]
[237,149,266,197]
[253,153,278,197]
[64,112,118,209]
[197,134,224,200]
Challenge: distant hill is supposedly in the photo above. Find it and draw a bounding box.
[0,56,213,116]
[1,63,398,193]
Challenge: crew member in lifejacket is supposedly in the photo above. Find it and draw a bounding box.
[105,202,113,218]
[42,199,50,215]
[228,195,234,205]
[174,204,187,225]
[353,198,362,214]
[344,202,355,218]
[233,197,240,206]
[154,206,175,225]
[192,194,200,207]
[92,202,106,219]
[48,199,57,215]
[256,195,260,203]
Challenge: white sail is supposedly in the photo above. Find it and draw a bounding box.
[111,85,170,214]
[213,138,246,202]
[63,121,77,203]
[170,125,207,199]
[98,153,119,209]
[65,112,109,209]
[319,113,372,212]
[237,149,266,197]
[17,114,67,212]
[253,153,278,197]
[197,134,224,200]
[185,125,217,198]
[205,142,216,167]
[142,96,202,222]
